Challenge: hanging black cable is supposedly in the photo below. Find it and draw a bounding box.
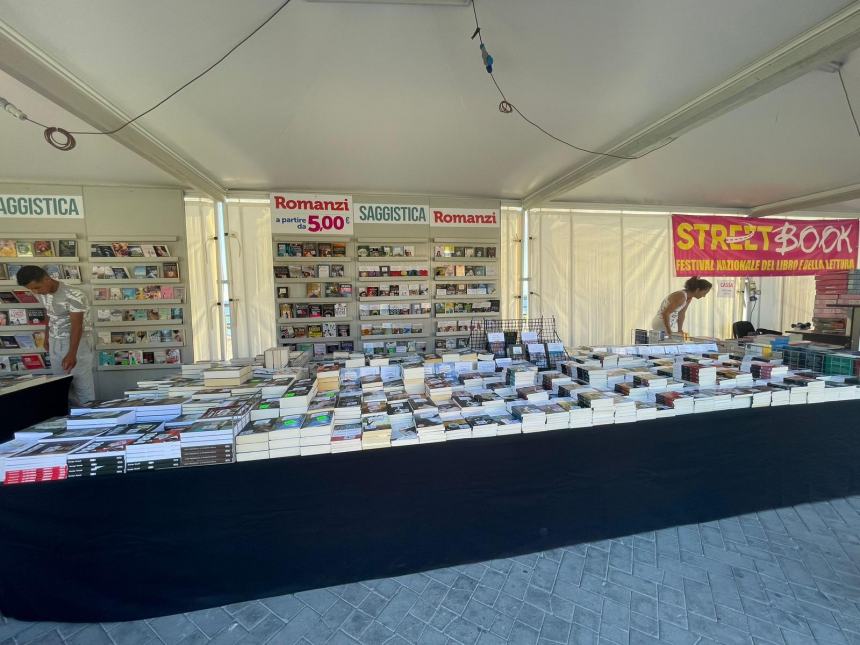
[470,0,675,161]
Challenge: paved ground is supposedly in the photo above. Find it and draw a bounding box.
[4,497,860,645]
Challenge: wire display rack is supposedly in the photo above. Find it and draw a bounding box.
[469,316,570,368]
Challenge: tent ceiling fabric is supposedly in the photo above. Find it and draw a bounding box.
[0,0,857,204]
[557,56,860,209]
[0,69,181,187]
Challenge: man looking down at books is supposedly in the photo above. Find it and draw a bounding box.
[16,265,95,404]
[651,277,712,337]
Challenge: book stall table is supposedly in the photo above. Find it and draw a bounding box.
[0,375,72,441]
[1,399,859,622]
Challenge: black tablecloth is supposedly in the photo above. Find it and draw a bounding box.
[0,376,71,442]
[1,400,859,622]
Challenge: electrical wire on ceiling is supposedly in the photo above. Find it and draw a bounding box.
[4,0,677,159]
[8,0,293,151]
[837,67,860,138]
[469,0,675,161]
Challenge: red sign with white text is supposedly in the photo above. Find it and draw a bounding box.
[672,215,859,276]
[430,207,499,228]
[270,192,354,235]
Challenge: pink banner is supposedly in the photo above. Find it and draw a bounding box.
[672,215,860,277]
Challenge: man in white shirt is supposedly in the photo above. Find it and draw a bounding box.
[16,265,95,404]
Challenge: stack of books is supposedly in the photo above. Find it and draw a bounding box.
[331,422,362,453]
[179,420,235,466]
[360,374,384,395]
[315,363,341,392]
[269,414,303,457]
[467,414,498,438]
[611,396,637,424]
[425,376,453,402]
[386,399,413,423]
[203,365,252,388]
[632,373,668,390]
[634,401,658,422]
[3,440,88,484]
[250,399,280,421]
[279,379,318,413]
[361,413,392,449]
[506,365,536,389]
[67,438,135,477]
[763,384,789,406]
[0,438,40,480]
[564,403,592,429]
[681,363,717,387]
[414,415,445,443]
[402,364,426,394]
[443,417,472,440]
[655,391,694,414]
[131,397,185,422]
[125,428,181,471]
[408,395,438,418]
[308,391,339,414]
[493,413,522,435]
[539,402,569,430]
[334,392,362,423]
[475,390,506,414]
[511,404,547,433]
[516,385,550,403]
[390,418,420,446]
[689,390,716,414]
[67,410,136,429]
[577,365,609,389]
[299,412,333,455]
[236,419,274,462]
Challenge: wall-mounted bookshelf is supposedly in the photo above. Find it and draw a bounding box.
[431,238,500,351]
[272,236,355,354]
[88,236,189,371]
[355,238,431,353]
[0,235,82,374]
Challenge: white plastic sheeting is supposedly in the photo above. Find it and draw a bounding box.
[500,207,523,319]
[757,275,816,332]
[184,199,223,361]
[225,203,277,358]
[529,211,751,346]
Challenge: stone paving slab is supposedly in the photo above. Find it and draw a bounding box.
[5,496,860,644]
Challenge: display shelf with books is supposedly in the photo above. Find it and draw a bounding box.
[0,237,81,260]
[272,238,355,352]
[96,327,185,351]
[87,237,189,373]
[94,304,186,328]
[431,238,500,350]
[359,319,428,341]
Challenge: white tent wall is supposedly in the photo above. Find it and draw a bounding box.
[184,199,223,362]
[756,275,816,333]
[528,210,759,346]
[224,203,277,359]
[499,207,524,320]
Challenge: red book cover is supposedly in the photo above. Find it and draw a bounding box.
[21,354,46,370]
[11,290,38,304]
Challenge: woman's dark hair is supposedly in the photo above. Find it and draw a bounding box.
[16,265,48,287]
[684,276,712,292]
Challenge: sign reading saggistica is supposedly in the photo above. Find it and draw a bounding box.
[0,194,85,218]
[355,203,429,225]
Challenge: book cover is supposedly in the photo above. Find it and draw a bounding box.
[14,241,34,257]
[33,240,54,257]
[57,240,78,258]
[12,290,38,304]
[0,240,16,257]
